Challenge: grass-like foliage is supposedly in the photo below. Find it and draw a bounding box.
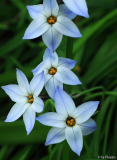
[0,0,117,159]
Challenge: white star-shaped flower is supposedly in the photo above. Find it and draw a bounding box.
[23,0,81,52]
[2,69,44,135]
[32,48,81,100]
[36,87,99,156]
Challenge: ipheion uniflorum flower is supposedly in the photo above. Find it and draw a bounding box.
[36,87,100,156]
[22,0,82,52]
[32,48,81,100]
[1,69,45,135]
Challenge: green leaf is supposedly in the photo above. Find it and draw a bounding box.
[0,120,50,144]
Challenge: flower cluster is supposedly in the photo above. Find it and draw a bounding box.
[1,0,100,157]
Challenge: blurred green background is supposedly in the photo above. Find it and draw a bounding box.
[0,0,117,159]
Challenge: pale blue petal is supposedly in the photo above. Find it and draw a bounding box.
[5,102,29,122]
[31,96,44,113]
[65,125,83,156]
[71,101,100,124]
[2,84,23,95]
[58,57,77,69]
[58,4,77,20]
[22,16,50,39]
[30,71,44,96]
[23,106,36,135]
[55,66,81,85]
[78,118,97,135]
[55,87,75,116]
[50,52,58,68]
[32,66,48,77]
[1,86,27,103]
[45,77,63,100]
[62,0,89,18]
[36,112,66,128]
[44,73,52,84]
[45,127,65,146]
[43,48,52,69]
[27,4,45,19]
[43,48,58,68]
[42,26,63,53]
[43,0,59,17]
[53,16,82,37]
[32,62,45,75]
[16,69,31,96]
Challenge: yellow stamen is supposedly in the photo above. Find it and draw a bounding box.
[67,120,70,124]
[28,95,34,103]
[29,95,33,98]
[29,98,34,103]
[49,67,57,75]
[47,16,57,25]
[66,117,76,127]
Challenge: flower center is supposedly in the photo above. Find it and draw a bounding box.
[47,16,57,25]
[66,117,76,127]
[28,95,34,103]
[49,67,57,75]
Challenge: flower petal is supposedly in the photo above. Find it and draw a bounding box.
[23,106,36,135]
[43,48,58,68]
[45,127,65,146]
[27,4,45,19]
[5,102,29,122]
[36,112,66,128]
[31,96,44,113]
[62,0,89,18]
[71,101,100,124]
[44,74,52,84]
[45,77,63,100]
[58,57,77,69]
[65,125,83,156]
[42,26,63,52]
[43,0,59,17]
[55,87,75,116]
[50,52,58,68]
[55,66,81,85]
[2,84,23,95]
[53,16,82,37]
[58,4,77,20]
[78,118,97,135]
[32,62,45,75]
[32,62,48,77]
[30,71,44,96]
[16,69,30,96]
[1,86,27,103]
[43,48,52,69]
[22,16,50,39]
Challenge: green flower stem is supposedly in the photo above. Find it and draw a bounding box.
[84,91,117,101]
[70,86,117,99]
[92,111,99,116]
[48,144,52,153]
[49,143,62,160]
[70,86,106,99]
[83,137,92,158]
[66,37,74,93]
